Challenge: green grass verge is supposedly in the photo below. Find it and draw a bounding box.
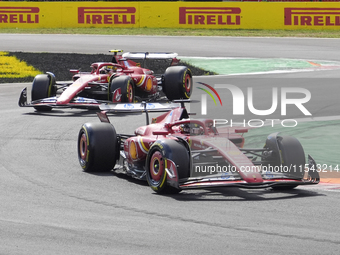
[243,120,340,167]
[1,28,340,38]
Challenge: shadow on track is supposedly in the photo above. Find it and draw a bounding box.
[167,186,324,202]
[82,170,149,187]
[85,168,323,201]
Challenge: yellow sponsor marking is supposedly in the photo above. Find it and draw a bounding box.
[139,137,149,153]
[136,75,146,86]
[83,126,90,163]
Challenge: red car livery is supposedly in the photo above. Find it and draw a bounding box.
[77,100,320,194]
[19,50,193,111]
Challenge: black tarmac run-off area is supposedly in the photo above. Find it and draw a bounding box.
[2,52,213,84]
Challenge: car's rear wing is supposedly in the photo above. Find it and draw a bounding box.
[99,102,178,125]
[99,100,189,124]
[99,102,179,113]
[122,52,178,60]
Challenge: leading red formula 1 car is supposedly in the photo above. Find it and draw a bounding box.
[77,100,320,194]
[18,50,192,111]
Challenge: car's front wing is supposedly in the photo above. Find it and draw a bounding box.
[178,176,319,190]
[18,87,105,109]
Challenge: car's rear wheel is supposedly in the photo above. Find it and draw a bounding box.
[78,122,118,173]
[163,66,192,101]
[146,140,190,194]
[31,73,56,111]
[108,76,135,103]
[270,135,306,190]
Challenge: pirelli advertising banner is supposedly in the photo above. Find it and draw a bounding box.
[0,2,340,30]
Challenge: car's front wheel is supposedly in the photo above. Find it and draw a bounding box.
[266,135,306,190]
[31,73,56,111]
[108,76,135,103]
[145,139,190,194]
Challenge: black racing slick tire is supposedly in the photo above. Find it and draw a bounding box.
[31,73,56,111]
[108,76,135,103]
[78,122,118,173]
[145,139,190,194]
[271,135,306,190]
[163,66,192,101]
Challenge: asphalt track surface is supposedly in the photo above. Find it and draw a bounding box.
[1,34,340,254]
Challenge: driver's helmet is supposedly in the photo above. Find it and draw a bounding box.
[191,123,204,135]
[99,67,107,74]
[180,123,191,134]
[191,126,203,135]
[99,66,116,74]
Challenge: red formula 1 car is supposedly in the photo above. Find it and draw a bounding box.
[77,100,320,194]
[18,50,192,111]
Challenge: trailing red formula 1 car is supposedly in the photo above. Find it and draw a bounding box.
[77,100,320,194]
[18,50,192,111]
